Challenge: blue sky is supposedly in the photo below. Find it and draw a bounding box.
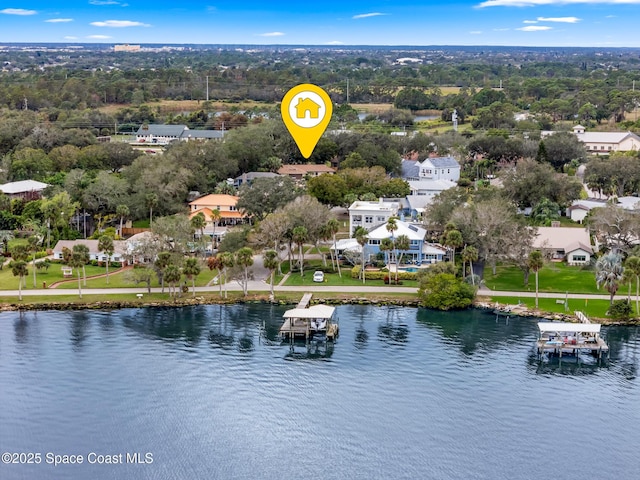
[0,1,638,47]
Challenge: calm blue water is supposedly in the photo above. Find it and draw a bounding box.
[0,305,638,480]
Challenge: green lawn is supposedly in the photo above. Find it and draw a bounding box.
[0,263,108,290]
[283,268,418,288]
[485,262,600,294]
[489,295,625,321]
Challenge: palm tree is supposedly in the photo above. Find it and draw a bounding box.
[146,192,158,226]
[624,256,640,316]
[69,250,86,298]
[354,226,368,284]
[219,251,235,299]
[10,260,28,301]
[444,229,463,267]
[461,245,479,285]
[263,249,279,299]
[154,251,172,293]
[207,255,224,297]
[210,208,221,252]
[393,234,410,284]
[235,247,254,297]
[164,264,181,300]
[12,244,30,288]
[528,250,544,309]
[386,218,398,268]
[73,244,90,286]
[292,226,308,276]
[190,212,207,257]
[183,257,201,297]
[116,204,129,237]
[98,235,115,284]
[27,234,39,288]
[596,252,624,307]
[326,218,341,277]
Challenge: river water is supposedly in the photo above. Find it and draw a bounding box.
[0,305,638,480]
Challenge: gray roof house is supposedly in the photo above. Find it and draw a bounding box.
[135,125,224,144]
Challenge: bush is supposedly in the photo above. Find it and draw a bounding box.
[608,299,632,320]
[353,265,416,281]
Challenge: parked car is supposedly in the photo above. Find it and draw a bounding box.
[313,271,324,282]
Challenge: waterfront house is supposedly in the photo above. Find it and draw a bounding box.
[52,239,127,264]
[365,220,445,265]
[348,198,401,235]
[533,226,593,265]
[188,193,246,227]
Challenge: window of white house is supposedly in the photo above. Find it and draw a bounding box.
[365,216,373,224]
[369,239,380,245]
[573,255,586,262]
[376,216,386,222]
[353,215,362,222]
[229,206,236,211]
[410,240,419,247]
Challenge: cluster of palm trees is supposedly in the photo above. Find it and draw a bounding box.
[207,247,254,298]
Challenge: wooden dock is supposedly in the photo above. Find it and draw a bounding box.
[536,320,609,360]
[279,295,339,342]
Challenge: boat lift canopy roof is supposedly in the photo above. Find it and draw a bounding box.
[283,305,335,320]
[538,322,601,334]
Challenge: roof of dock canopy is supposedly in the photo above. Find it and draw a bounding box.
[537,322,601,334]
[283,305,335,319]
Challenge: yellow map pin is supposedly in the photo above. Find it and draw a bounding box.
[281,84,333,159]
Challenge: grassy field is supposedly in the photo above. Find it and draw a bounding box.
[0,263,109,290]
[486,262,600,294]
[487,295,622,321]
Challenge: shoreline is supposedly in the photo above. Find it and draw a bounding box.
[2,291,640,326]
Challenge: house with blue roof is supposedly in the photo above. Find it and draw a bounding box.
[365,220,446,265]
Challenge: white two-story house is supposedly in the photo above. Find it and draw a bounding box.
[417,156,461,182]
[349,199,401,235]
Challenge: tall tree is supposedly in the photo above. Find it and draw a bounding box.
[292,226,308,276]
[183,257,201,297]
[528,250,544,309]
[263,249,279,299]
[146,192,158,226]
[461,245,478,285]
[393,234,410,284]
[624,256,640,316]
[596,252,624,306]
[73,244,90,286]
[219,251,235,299]
[9,260,28,301]
[154,251,172,293]
[386,217,398,268]
[116,204,129,237]
[354,226,369,284]
[207,255,224,298]
[164,264,182,300]
[326,218,342,277]
[69,249,86,298]
[235,247,254,297]
[98,235,115,284]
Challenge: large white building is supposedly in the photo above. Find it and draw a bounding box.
[417,156,461,182]
[542,125,640,155]
[348,199,401,235]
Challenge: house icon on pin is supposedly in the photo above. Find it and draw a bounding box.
[295,97,321,119]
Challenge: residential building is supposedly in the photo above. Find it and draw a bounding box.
[0,179,49,200]
[349,198,401,235]
[234,172,280,188]
[365,220,446,264]
[407,179,457,197]
[566,197,640,223]
[277,164,336,180]
[52,239,127,264]
[189,193,246,227]
[542,125,640,154]
[533,226,593,265]
[417,156,461,182]
[135,125,223,145]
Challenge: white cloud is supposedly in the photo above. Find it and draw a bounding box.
[478,0,640,7]
[0,8,37,15]
[89,1,121,5]
[537,16,581,23]
[90,20,150,27]
[523,20,538,23]
[517,25,553,31]
[87,35,112,39]
[257,32,285,37]
[352,12,388,19]
[326,40,344,45]
[46,18,74,23]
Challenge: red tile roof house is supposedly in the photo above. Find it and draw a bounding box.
[188,194,247,228]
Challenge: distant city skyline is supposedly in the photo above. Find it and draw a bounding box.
[0,1,639,47]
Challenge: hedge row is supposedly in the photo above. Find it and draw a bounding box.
[350,265,417,281]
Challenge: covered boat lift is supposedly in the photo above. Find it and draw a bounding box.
[279,304,339,342]
[536,322,609,359]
